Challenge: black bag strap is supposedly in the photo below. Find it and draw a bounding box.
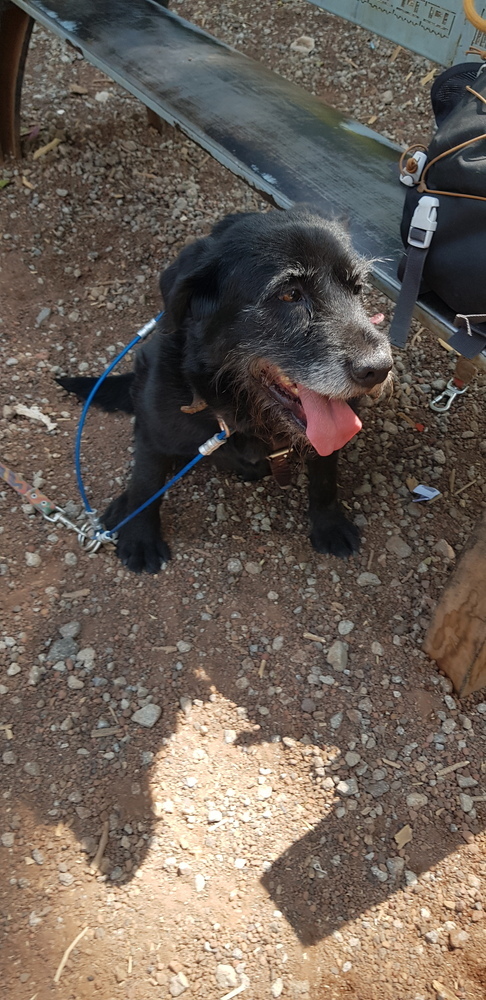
[389,196,439,348]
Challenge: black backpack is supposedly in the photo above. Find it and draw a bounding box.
[390,61,486,357]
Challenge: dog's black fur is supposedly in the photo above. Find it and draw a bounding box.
[58,208,393,574]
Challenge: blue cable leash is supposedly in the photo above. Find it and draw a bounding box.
[74,311,230,546]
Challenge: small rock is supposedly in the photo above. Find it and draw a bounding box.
[215,965,238,990]
[272,979,284,998]
[459,793,474,813]
[95,90,111,102]
[368,780,390,799]
[227,558,243,574]
[326,640,348,671]
[25,552,41,567]
[330,712,343,730]
[371,641,384,656]
[371,865,388,883]
[382,89,393,104]
[1,832,15,847]
[131,704,162,728]
[47,637,79,661]
[195,874,205,892]
[224,729,237,744]
[2,751,17,765]
[28,665,42,686]
[207,810,223,824]
[290,35,315,54]
[338,620,354,635]
[32,848,44,865]
[67,675,84,690]
[386,857,405,878]
[386,535,412,559]
[24,762,41,777]
[257,784,272,800]
[345,751,361,767]
[59,621,81,638]
[449,929,469,949]
[169,972,189,997]
[336,778,358,796]
[357,572,381,587]
[245,561,261,575]
[406,792,428,810]
[301,698,316,714]
[177,641,192,653]
[35,307,51,327]
[433,539,455,560]
[59,871,74,886]
[64,551,78,567]
[424,930,439,944]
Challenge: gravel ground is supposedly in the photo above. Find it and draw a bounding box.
[1,3,486,999]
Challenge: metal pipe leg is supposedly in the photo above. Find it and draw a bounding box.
[0,2,34,160]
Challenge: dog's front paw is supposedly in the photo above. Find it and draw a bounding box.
[310,508,360,559]
[116,527,171,574]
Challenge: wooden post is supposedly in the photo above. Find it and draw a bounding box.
[424,511,486,696]
[0,2,34,160]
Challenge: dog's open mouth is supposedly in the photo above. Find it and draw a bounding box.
[258,365,362,457]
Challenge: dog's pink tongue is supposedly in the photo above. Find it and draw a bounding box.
[298,385,362,456]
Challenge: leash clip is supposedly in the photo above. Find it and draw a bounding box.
[198,419,231,456]
[430,379,467,413]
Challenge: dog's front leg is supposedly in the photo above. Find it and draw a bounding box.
[307,452,360,558]
[103,436,172,574]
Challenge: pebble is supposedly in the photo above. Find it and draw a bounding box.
[357,572,381,587]
[35,307,51,327]
[47,637,79,661]
[195,874,205,892]
[338,620,354,635]
[326,640,348,671]
[131,704,162,728]
[67,675,84,690]
[169,972,189,996]
[330,712,343,731]
[459,793,474,813]
[272,979,284,998]
[25,552,41,567]
[32,849,44,865]
[386,857,405,878]
[345,751,361,767]
[301,698,316,713]
[207,810,223,824]
[59,621,81,638]
[337,778,358,796]
[215,965,238,989]
[449,929,469,949]
[1,832,15,847]
[290,35,315,54]
[227,558,243,574]
[433,539,455,560]
[245,561,261,574]
[406,792,428,809]
[386,535,412,559]
[24,762,41,777]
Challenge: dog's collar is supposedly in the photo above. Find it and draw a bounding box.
[180,395,293,487]
[267,446,293,488]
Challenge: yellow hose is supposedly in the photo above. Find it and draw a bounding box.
[464,0,486,33]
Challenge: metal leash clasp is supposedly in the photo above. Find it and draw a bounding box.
[430,379,467,413]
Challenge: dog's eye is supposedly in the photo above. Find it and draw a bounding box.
[279,289,303,303]
[352,283,362,296]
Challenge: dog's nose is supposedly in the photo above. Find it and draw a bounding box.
[351,357,392,389]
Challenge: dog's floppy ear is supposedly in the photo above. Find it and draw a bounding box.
[159,213,253,332]
[159,238,221,332]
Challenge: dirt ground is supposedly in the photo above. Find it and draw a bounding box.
[1,3,486,999]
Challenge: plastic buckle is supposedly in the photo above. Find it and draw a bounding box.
[407,195,439,249]
[430,379,467,413]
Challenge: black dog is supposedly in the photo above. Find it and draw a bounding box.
[58,208,393,573]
